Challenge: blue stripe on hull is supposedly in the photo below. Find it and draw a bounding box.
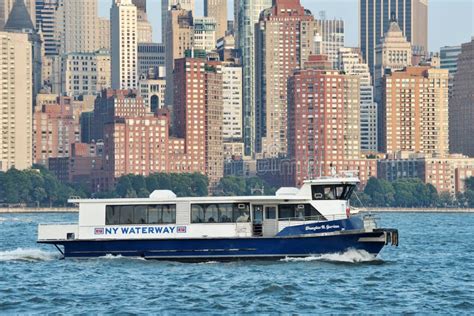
[57,232,386,260]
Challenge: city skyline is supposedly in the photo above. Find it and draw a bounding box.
[97,0,473,52]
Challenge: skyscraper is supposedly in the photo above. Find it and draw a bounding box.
[255,0,316,157]
[359,0,428,76]
[1,0,35,29]
[449,39,474,157]
[193,17,217,52]
[314,18,344,69]
[161,0,195,43]
[35,0,60,56]
[204,0,227,40]
[0,31,33,171]
[440,45,462,98]
[132,0,146,12]
[236,0,272,157]
[111,0,137,90]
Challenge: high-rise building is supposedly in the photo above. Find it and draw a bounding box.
[0,31,33,171]
[132,0,146,12]
[374,19,411,105]
[204,0,227,40]
[97,17,110,50]
[255,0,316,157]
[138,42,165,76]
[236,0,272,156]
[288,55,376,186]
[161,0,195,43]
[440,45,462,97]
[359,0,428,77]
[138,69,166,113]
[193,17,217,52]
[33,95,80,165]
[1,0,35,29]
[111,0,137,90]
[339,47,378,153]
[59,50,111,97]
[381,66,449,157]
[222,62,242,142]
[56,0,99,54]
[164,5,193,107]
[35,0,60,56]
[136,7,152,43]
[314,18,344,69]
[450,39,474,157]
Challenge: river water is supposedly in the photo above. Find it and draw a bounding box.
[0,212,473,314]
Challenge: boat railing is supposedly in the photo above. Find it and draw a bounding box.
[278,214,348,226]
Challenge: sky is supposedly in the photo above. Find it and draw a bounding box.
[99,0,474,52]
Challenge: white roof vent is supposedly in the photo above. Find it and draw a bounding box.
[275,187,300,196]
[149,190,177,200]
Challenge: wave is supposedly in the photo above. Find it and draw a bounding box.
[281,249,380,263]
[98,254,146,261]
[0,248,60,262]
[0,216,33,224]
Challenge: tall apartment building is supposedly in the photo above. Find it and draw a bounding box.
[359,0,428,77]
[287,55,375,186]
[59,50,111,97]
[204,0,227,40]
[97,18,110,50]
[374,19,412,104]
[255,0,316,157]
[314,18,344,69]
[111,0,137,90]
[193,17,217,52]
[138,43,165,76]
[33,95,80,165]
[381,66,449,157]
[450,39,474,157]
[0,31,33,171]
[161,0,195,43]
[173,57,224,188]
[339,47,378,153]
[1,0,35,29]
[56,0,99,54]
[164,5,193,107]
[222,63,243,142]
[236,0,272,156]
[35,0,60,56]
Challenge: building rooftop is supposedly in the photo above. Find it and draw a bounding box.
[4,0,35,32]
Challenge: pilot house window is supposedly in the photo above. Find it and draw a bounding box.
[311,185,355,200]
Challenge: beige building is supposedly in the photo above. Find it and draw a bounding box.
[161,0,195,44]
[0,31,33,171]
[204,0,227,40]
[138,72,166,113]
[222,63,243,142]
[111,0,137,90]
[193,17,217,52]
[97,17,110,50]
[381,66,450,157]
[424,155,474,196]
[164,5,193,106]
[314,18,344,69]
[449,39,474,157]
[137,9,152,43]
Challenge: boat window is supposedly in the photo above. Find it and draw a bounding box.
[105,204,176,225]
[191,203,250,223]
[278,204,322,220]
[265,207,276,219]
[311,185,356,200]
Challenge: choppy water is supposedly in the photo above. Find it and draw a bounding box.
[0,212,473,314]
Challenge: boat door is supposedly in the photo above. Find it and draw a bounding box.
[263,206,278,237]
[252,205,263,236]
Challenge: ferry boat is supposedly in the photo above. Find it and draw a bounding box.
[37,176,398,260]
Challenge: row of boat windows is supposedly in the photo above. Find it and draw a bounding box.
[311,185,355,200]
[105,203,323,225]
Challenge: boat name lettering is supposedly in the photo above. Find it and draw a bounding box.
[94,226,187,235]
[305,224,340,232]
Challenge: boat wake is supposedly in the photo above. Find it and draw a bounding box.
[0,248,60,262]
[281,249,380,264]
[98,254,146,261]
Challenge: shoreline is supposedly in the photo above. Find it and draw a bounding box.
[0,207,473,214]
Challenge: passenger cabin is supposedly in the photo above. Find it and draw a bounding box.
[38,177,359,242]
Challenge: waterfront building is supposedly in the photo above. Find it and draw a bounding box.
[359,0,428,77]
[204,0,227,40]
[314,18,344,69]
[287,55,376,186]
[381,66,449,156]
[449,39,474,157]
[111,0,137,90]
[0,31,33,171]
[255,0,316,157]
[59,50,111,98]
[236,0,272,156]
[33,95,80,165]
[164,5,193,107]
[374,18,412,104]
[161,0,195,43]
[193,17,217,52]
[339,47,378,153]
[138,42,165,76]
[97,17,110,50]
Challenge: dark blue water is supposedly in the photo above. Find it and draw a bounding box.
[1,212,473,314]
